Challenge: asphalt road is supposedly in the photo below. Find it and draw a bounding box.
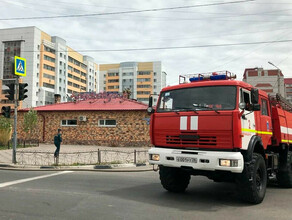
[0,170,291,220]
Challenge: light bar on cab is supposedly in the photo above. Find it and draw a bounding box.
[179,71,236,84]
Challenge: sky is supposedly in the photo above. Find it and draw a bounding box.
[0,0,292,86]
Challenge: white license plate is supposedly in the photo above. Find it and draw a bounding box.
[176,157,197,163]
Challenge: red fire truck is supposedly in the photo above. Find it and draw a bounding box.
[147,71,292,204]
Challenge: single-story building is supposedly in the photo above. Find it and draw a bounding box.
[18,96,151,147]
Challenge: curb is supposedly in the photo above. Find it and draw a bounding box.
[0,163,153,172]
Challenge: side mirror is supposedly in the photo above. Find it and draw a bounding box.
[147,96,154,114]
[239,103,246,110]
[148,96,153,108]
[147,107,154,114]
[251,104,261,111]
[251,88,259,104]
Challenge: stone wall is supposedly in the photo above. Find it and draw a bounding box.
[17,110,151,147]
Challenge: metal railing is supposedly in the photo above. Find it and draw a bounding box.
[16,149,148,166]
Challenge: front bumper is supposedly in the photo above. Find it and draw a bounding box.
[149,148,244,173]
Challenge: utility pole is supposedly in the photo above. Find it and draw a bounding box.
[268,61,282,96]
[12,77,19,164]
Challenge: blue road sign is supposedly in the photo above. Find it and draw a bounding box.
[15,56,26,77]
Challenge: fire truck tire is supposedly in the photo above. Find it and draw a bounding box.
[277,155,292,188]
[236,153,267,204]
[159,166,191,193]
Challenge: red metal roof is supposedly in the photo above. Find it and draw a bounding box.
[255,83,273,87]
[20,98,148,112]
[243,68,284,79]
[285,78,292,84]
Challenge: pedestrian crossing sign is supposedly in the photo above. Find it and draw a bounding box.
[15,56,26,77]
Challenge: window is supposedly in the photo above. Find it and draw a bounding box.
[137,91,150,95]
[43,73,55,80]
[43,64,55,71]
[61,120,77,126]
[108,72,119,77]
[137,85,151,88]
[99,119,116,127]
[108,79,119,83]
[138,71,151,75]
[137,98,149,102]
[44,55,55,63]
[43,83,55,89]
[157,86,237,112]
[44,46,55,54]
[123,72,133,76]
[261,99,269,116]
[137,78,151,82]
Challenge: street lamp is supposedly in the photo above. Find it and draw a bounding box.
[268,61,280,70]
[268,61,281,96]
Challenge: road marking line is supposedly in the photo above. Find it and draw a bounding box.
[0,171,74,188]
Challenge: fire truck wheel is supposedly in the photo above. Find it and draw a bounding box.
[159,166,191,193]
[236,153,267,204]
[277,153,292,188]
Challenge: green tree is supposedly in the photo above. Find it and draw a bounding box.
[0,116,12,146]
[23,108,38,141]
[123,88,132,99]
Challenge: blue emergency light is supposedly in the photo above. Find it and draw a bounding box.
[179,71,236,84]
[189,77,204,82]
[189,74,227,82]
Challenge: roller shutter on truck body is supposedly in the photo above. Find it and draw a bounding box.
[272,106,292,145]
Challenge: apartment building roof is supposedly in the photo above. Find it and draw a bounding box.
[20,97,148,112]
[255,83,273,87]
[243,68,284,79]
[284,78,292,85]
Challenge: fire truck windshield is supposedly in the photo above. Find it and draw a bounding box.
[157,86,237,112]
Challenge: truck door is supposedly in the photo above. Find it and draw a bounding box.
[259,97,272,147]
[240,88,256,150]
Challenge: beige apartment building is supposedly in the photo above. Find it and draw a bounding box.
[99,61,166,104]
[0,26,98,109]
[243,67,285,97]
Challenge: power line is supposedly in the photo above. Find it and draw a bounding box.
[210,30,292,70]
[74,39,292,52]
[1,39,291,53]
[0,0,254,21]
[65,26,292,43]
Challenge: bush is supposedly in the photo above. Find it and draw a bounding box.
[0,116,12,146]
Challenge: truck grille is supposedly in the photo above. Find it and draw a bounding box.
[166,135,217,146]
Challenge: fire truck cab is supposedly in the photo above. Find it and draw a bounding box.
[148,71,292,204]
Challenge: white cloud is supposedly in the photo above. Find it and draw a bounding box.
[1,0,292,85]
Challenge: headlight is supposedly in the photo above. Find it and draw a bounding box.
[219,159,238,167]
[150,154,160,161]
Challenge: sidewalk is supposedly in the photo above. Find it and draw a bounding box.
[0,144,153,172]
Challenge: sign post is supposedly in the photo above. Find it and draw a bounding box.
[12,56,26,164]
